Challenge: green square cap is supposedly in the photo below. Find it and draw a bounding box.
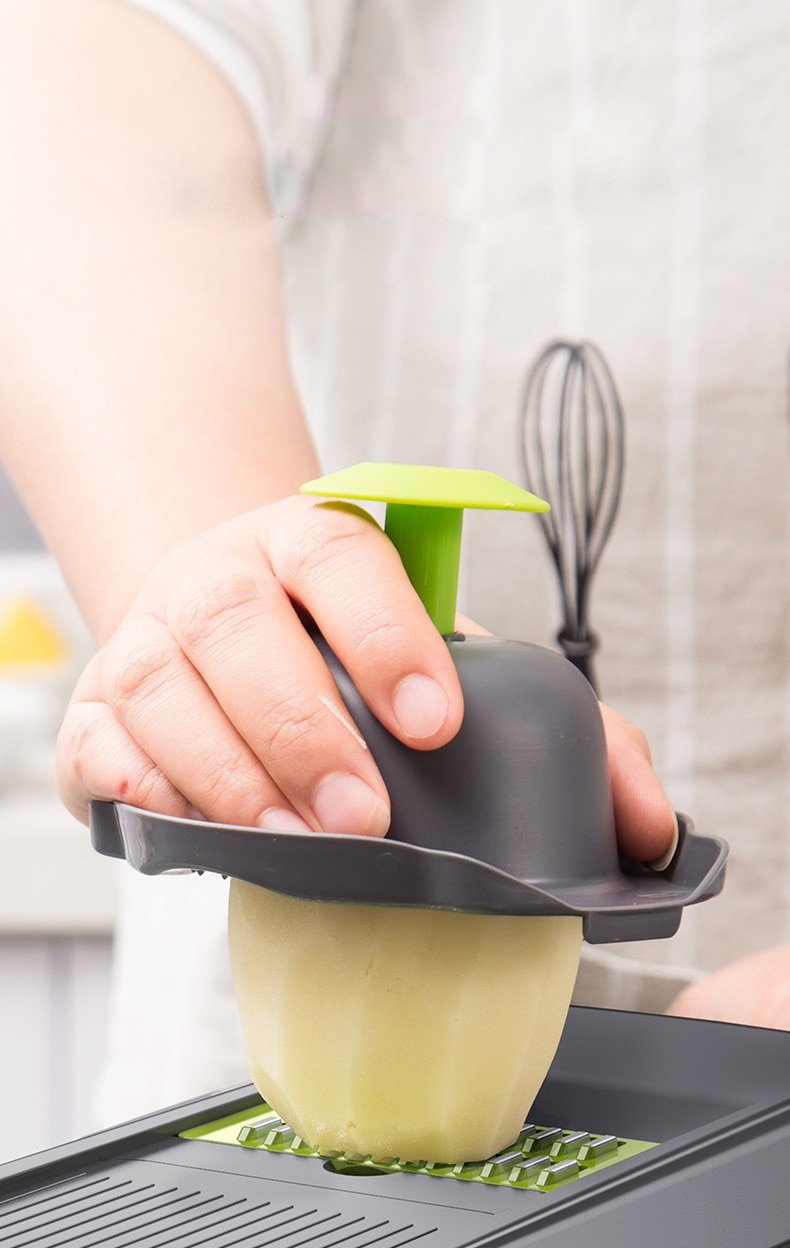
[301,462,549,512]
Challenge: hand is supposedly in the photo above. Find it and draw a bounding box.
[666,945,790,1030]
[57,496,676,857]
[57,496,463,837]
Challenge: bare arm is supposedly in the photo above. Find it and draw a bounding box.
[0,0,316,638]
[0,0,464,837]
[667,945,790,1030]
[0,0,675,859]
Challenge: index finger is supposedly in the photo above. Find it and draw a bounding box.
[261,496,464,749]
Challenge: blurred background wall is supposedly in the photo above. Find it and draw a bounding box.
[0,464,116,1162]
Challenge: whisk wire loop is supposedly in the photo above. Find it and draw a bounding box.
[520,340,625,693]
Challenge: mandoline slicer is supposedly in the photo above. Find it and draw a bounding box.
[89,462,726,942]
[3,1006,790,1247]
[4,465,787,1248]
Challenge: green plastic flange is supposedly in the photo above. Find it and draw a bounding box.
[301,463,549,634]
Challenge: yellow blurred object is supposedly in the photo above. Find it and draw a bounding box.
[0,599,68,669]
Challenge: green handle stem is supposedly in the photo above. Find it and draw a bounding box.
[385,504,463,635]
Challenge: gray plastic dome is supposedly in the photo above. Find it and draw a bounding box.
[90,634,726,940]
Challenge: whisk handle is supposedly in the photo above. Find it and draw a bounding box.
[557,630,599,693]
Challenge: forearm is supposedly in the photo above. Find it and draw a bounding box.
[0,0,317,642]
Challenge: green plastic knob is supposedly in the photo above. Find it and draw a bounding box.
[300,462,549,634]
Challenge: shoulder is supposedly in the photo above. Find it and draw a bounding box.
[119,1,356,204]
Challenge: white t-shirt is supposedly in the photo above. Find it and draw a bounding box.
[102,0,790,1123]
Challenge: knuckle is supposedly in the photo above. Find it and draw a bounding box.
[119,755,169,810]
[109,642,180,712]
[199,745,256,808]
[285,505,376,588]
[171,573,262,651]
[57,701,105,791]
[56,700,167,812]
[262,696,324,769]
[348,612,409,662]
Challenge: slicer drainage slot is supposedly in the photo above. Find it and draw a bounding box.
[180,1100,657,1193]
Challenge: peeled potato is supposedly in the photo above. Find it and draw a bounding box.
[228,880,581,1163]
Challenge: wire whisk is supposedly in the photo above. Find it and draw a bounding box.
[520,341,625,695]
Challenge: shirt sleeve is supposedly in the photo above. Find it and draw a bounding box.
[118,0,355,212]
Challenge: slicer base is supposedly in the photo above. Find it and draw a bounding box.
[2,1007,789,1248]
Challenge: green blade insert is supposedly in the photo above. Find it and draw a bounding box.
[180,1101,657,1193]
[301,463,549,634]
